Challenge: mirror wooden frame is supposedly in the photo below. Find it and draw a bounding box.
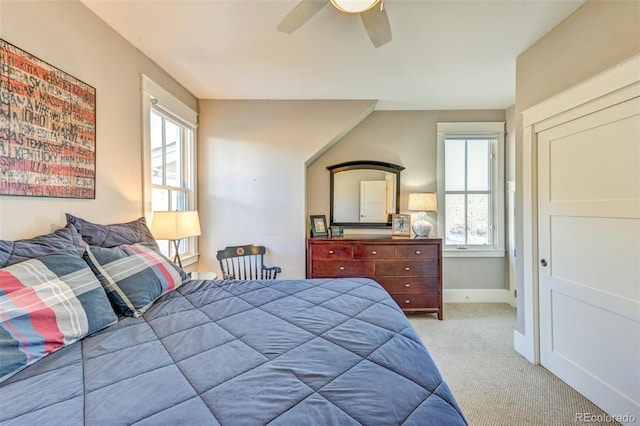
[327,160,405,228]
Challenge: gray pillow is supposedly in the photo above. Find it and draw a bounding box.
[0,224,87,268]
[66,214,159,250]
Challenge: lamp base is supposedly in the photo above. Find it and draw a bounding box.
[172,239,183,268]
[412,220,433,238]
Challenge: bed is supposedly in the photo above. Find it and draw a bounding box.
[0,216,467,425]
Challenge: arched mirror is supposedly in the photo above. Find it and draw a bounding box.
[328,161,405,228]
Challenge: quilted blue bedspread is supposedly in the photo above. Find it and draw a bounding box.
[0,278,466,425]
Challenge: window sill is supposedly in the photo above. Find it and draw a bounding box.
[443,249,505,258]
[178,253,199,268]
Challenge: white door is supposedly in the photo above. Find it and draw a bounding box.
[538,97,640,419]
[360,180,388,222]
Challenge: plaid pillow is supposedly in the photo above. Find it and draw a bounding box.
[84,243,185,317]
[0,247,117,383]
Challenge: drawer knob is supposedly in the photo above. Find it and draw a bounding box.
[404,283,411,287]
[405,300,411,304]
[371,251,377,255]
[404,267,410,271]
[328,250,334,254]
[339,266,345,270]
[415,250,421,254]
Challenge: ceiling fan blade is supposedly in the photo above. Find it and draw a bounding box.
[360,5,392,48]
[277,0,330,34]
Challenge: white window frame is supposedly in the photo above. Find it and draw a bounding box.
[436,122,505,258]
[141,75,199,266]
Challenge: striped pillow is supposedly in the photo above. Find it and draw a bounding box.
[0,247,118,383]
[84,243,186,317]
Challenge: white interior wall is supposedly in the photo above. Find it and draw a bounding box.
[197,99,376,279]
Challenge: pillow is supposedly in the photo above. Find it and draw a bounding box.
[83,243,186,317]
[66,214,159,251]
[0,224,87,268]
[0,247,118,383]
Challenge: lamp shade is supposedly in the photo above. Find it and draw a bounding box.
[408,193,437,212]
[150,211,201,240]
[330,0,379,13]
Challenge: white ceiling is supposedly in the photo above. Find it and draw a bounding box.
[81,0,586,110]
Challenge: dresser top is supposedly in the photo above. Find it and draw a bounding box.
[308,235,442,243]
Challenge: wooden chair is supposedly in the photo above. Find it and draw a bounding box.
[216,244,281,280]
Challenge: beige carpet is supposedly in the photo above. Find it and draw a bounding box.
[408,304,619,426]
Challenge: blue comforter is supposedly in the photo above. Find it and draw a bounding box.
[0,277,466,425]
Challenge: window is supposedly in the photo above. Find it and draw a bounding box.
[141,75,198,265]
[437,122,505,257]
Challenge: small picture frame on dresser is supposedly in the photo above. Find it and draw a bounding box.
[310,215,328,237]
[391,214,411,237]
[329,226,343,238]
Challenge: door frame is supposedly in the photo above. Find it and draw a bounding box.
[506,180,516,308]
[516,54,640,364]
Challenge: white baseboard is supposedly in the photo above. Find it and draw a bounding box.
[443,289,510,303]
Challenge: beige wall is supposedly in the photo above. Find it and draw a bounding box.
[0,1,509,292]
[307,109,509,291]
[0,0,197,240]
[197,99,376,279]
[514,0,640,332]
[7,0,634,305]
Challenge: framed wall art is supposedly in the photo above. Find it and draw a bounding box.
[391,213,411,237]
[0,39,96,198]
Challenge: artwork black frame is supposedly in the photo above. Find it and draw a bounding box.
[310,214,328,237]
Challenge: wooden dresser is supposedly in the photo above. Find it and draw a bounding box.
[307,236,442,319]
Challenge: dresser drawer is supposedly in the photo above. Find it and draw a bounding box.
[311,260,374,277]
[310,244,353,260]
[375,260,438,277]
[353,245,395,260]
[390,293,438,309]
[307,237,442,318]
[376,277,439,293]
[396,244,438,260]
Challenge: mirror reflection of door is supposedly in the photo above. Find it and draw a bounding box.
[360,180,388,222]
[329,161,404,226]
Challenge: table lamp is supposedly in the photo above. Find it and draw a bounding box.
[408,193,437,237]
[150,210,201,268]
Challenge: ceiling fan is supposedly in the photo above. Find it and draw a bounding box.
[277,0,392,48]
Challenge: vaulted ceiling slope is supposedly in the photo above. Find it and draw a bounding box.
[81,0,586,110]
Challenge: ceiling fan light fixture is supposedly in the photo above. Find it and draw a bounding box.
[330,0,380,14]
